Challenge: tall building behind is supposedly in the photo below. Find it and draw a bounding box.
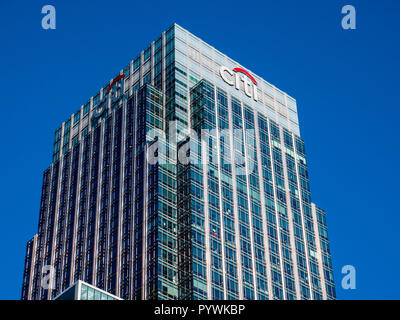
[21,24,335,300]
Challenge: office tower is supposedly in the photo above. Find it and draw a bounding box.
[21,24,335,300]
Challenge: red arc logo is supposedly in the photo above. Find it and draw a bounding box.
[106,74,126,95]
[232,68,257,85]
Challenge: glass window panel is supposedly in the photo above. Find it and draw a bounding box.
[80,284,88,300]
[87,287,94,300]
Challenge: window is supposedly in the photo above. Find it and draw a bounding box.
[83,102,90,116]
[73,110,81,125]
[133,57,140,71]
[144,46,151,61]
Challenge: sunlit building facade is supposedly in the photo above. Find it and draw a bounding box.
[21,24,335,300]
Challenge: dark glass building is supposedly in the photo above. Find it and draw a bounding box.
[22,24,335,300]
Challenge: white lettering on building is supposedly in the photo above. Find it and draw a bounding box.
[219,66,258,101]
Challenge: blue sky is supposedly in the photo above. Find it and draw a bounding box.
[0,0,399,300]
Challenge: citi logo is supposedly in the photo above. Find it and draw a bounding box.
[93,74,126,118]
[219,66,258,101]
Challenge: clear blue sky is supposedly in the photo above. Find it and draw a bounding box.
[0,0,399,300]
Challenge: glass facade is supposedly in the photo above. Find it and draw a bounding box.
[54,280,121,300]
[21,24,335,301]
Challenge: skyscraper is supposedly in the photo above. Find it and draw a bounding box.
[21,23,335,300]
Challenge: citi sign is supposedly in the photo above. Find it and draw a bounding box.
[219,66,258,101]
[93,74,126,118]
